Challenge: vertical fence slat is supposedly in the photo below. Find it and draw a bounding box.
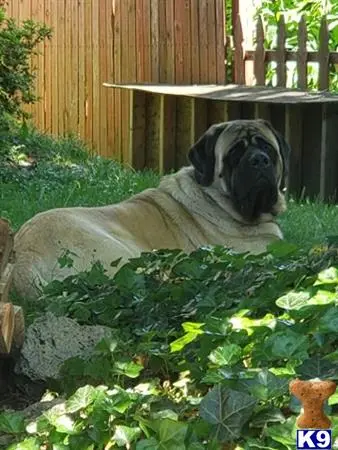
[190,0,200,82]
[297,15,307,90]
[70,0,79,136]
[78,0,85,142]
[50,0,58,135]
[233,14,245,84]
[85,0,93,150]
[198,0,208,82]
[92,0,100,153]
[174,0,184,83]
[183,0,192,83]
[215,0,225,83]
[136,0,145,81]
[106,0,114,155]
[158,0,167,82]
[254,15,265,86]
[159,95,177,172]
[165,0,175,83]
[285,105,303,197]
[44,0,51,133]
[143,0,152,82]
[319,16,329,91]
[207,0,217,83]
[276,15,286,87]
[99,0,108,156]
[151,0,159,82]
[320,104,338,201]
[57,0,65,136]
[129,90,146,170]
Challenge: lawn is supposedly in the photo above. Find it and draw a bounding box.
[1,127,337,248]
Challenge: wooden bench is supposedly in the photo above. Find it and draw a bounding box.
[104,83,338,202]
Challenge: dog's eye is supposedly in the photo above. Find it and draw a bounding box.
[227,141,246,167]
[255,138,277,163]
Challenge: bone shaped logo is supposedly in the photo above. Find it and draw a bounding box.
[289,378,337,429]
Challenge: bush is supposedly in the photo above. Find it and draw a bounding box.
[0,7,51,132]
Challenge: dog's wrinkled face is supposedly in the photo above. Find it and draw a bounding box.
[188,119,291,222]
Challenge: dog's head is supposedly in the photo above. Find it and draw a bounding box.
[188,119,290,221]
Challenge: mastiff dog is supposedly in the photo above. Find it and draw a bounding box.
[13,119,290,299]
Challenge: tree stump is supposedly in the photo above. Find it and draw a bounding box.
[0,218,25,354]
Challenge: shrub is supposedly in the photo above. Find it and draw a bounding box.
[0,6,51,132]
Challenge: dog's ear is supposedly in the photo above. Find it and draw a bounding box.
[257,119,291,191]
[188,123,228,186]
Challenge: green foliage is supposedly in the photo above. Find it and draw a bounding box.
[3,241,338,449]
[0,7,51,132]
[256,0,338,90]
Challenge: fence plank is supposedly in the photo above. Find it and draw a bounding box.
[198,0,208,82]
[159,95,177,172]
[129,90,146,170]
[318,16,329,90]
[285,104,303,197]
[165,0,175,83]
[215,0,225,83]
[57,0,65,136]
[191,98,208,144]
[106,0,114,155]
[276,15,286,87]
[145,94,161,169]
[207,0,217,83]
[176,97,193,167]
[136,0,145,81]
[190,0,200,82]
[50,0,58,134]
[77,0,85,142]
[92,0,100,153]
[297,15,307,90]
[85,0,93,149]
[70,0,79,136]
[143,0,152,82]
[43,0,51,133]
[301,104,323,198]
[151,0,159,82]
[99,0,108,156]
[158,0,167,82]
[183,0,192,83]
[233,14,245,84]
[320,104,338,201]
[175,0,184,83]
[254,15,265,86]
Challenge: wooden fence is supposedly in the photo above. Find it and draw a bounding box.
[233,14,338,90]
[5,0,226,160]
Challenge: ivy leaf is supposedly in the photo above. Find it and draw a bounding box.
[263,330,309,360]
[250,407,286,428]
[317,307,338,333]
[208,344,242,367]
[244,369,289,401]
[199,386,256,443]
[157,419,188,450]
[0,411,25,433]
[295,356,338,380]
[112,425,141,447]
[276,291,310,310]
[136,437,159,450]
[6,438,42,450]
[66,385,97,413]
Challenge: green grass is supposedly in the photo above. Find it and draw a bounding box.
[1,126,337,248]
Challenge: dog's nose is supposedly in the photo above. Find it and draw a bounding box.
[249,151,270,168]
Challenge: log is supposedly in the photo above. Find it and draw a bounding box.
[0,303,25,354]
[0,218,14,277]
[0,217,25,354]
